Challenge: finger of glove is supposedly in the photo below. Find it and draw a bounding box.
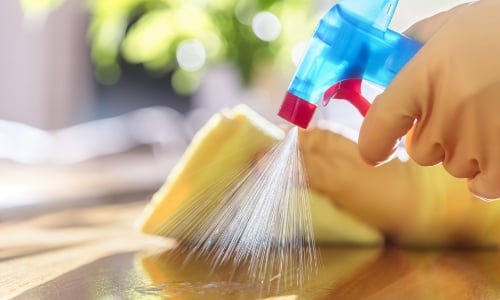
[404,3,472,43]
[467,131,500,201]
[358,52,430,165]
[468,172,500,201]
[426,120,479,178]
[357,0,467,166]
[404,127,445,167]
[441,152,480,179]
[363,2,473,167]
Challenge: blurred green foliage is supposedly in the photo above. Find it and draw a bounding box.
[88,0,317,93]
[22,0,319,94]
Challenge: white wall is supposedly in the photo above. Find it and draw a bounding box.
[0,0,93,130]
[392,0,472,31]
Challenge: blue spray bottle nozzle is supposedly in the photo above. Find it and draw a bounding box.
[278,0,422,128]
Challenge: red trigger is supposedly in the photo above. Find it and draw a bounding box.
[322,78,371,117]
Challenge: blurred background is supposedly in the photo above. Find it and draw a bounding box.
[0,0,468,216]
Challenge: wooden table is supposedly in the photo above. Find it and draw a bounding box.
[3,197,500,299]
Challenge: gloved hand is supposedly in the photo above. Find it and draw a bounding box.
[358,1,500,200]
[299,122,500,247]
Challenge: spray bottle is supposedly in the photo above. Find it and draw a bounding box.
[278,0,422,128]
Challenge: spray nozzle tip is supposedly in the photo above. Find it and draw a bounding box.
[278,92,317,129]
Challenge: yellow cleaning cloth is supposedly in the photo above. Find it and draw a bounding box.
[136,104,382,245]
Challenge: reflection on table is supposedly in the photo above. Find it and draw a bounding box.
[4,200,500,299]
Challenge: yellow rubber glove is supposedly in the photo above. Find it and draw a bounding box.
[300,122,500,247]
[358,1,500,200]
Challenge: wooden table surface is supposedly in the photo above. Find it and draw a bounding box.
[3,198,500,300]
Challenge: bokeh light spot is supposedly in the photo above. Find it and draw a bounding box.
[176,39,207,72]
[291,42,308,66]
[251,11,282,42]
